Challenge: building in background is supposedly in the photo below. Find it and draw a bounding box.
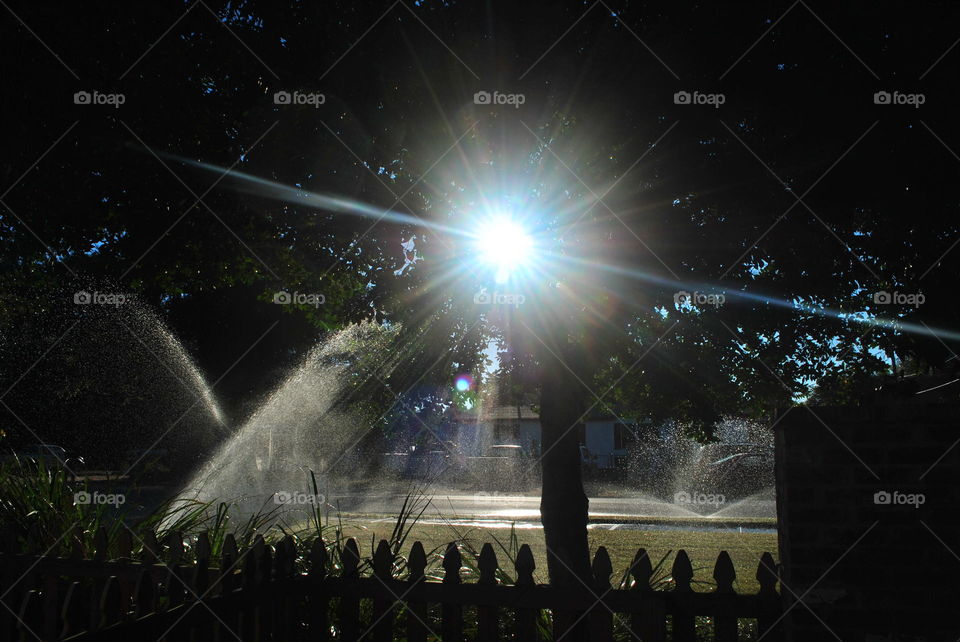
[454,405,648,470]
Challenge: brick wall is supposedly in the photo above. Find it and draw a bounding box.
[775,404,959,641]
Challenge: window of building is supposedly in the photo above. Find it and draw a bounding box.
[613,423,635,450]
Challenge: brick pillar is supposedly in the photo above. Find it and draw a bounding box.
[775,404,959,640]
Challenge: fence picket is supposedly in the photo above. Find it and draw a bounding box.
[339,538,361,642]
[116,530,133,560]
[712,551,737,642]
[239,536,261,640]
[371,539,394,642]
[134,569,157,617]
[307,538,330,640]
[275,536,295,578]
[218,533,241,642]
[221,534,239,591]
[140,531,160,564]
[628,547,651,640]
[672,549,696,642]
[167,564,188,610]
[406,541,428,642]
[192,531,214,641]
[17,589,42,642]
[272,535,296,640]
[93,527,109,562]
[756,551,782,641]
[441,542,463,642]
[0,529,13,553]
[257,537,274,637]
[195,531,211,579]
[167,531,184,565]
[589,546,613,642]
[514,544,538,641]
[629,548,666,641]
[88,573,105,633]
[477,543,499,642]
[193,534,211,595]
[163,530,188,633]
[0,557,16,641]
[60,581,86,638]
[41,568,60,640]
[99,577,123,629]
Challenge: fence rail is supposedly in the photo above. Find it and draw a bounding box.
[0,527,783,641]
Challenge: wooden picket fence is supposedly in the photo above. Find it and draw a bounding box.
[0,527,782,641]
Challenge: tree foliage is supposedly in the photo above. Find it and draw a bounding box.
[2,0,958,450]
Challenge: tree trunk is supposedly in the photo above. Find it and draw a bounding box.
[538,338,591,587]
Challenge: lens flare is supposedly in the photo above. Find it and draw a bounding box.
[454,374,473,392]
[474,217,534,283]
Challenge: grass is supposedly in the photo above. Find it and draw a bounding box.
[0,456,128,555]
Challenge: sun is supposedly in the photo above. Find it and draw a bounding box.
[474,216,535,283]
